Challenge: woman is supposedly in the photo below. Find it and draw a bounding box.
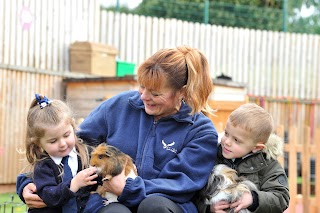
[17,45,218,213]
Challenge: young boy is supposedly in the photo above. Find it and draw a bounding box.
[210,103,289,213]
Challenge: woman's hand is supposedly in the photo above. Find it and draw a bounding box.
[210,201,229,213]
[101,167,127,196]
[22,183,47,209]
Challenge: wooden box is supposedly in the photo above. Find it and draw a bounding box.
[63,76,138,120]
[69,42,118,77]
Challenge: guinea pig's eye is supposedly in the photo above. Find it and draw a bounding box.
[98,155,103,159]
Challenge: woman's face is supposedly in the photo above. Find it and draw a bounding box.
[138,80,183,121]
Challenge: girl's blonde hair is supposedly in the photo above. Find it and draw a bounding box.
[25,95,90,175]
[228,103,274,144]
[137,45,215,115]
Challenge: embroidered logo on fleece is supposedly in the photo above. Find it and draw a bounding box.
[162,140,177,153]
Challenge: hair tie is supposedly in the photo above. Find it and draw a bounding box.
[35,94,52,109]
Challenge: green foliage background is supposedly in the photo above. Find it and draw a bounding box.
[105,0,320,35]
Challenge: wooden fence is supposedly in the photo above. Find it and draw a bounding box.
[250,96,320,212]
[1,0,320,211]
[278,125,320,213]
[1,0,319,99]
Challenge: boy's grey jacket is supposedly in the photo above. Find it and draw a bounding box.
[217,135,290,213]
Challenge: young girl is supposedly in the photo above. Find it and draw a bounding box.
[18,94,104,213]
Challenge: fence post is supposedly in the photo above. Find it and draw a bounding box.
[315,128,320,212]
[116,0,120,12]
[276,125,284,168]
[288,126,297,212]
[282,0,288,32]
[203,0,209,24]
[302,125,311,212]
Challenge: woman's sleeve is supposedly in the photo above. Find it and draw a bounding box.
[16,173,33,203]
[118,128,218,207]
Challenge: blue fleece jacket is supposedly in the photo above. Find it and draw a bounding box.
[77,90,218,212]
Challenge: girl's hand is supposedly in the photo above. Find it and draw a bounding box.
[70,167,98,192]
[101,167,126,196]
[22,183,47,209]
[210,200,229,213]
[229,191,253,213]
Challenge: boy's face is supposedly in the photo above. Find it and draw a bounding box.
[221,120,262,159]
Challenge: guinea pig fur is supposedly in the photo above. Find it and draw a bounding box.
[90,143,137,204]
[197,164,257,213]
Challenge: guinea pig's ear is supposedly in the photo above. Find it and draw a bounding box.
[105,151,112,157]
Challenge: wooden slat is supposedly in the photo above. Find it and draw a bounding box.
[9,0,17,66]
[147,16,156,55]
[3,0,10,64]
[276,125,284,168]
[138,15,147,62]
[314,128,320,212]
[288,126,297,213]
[302,126,311,212]
[119,13,127,60]
[0,70,7,182]
[0,0,4,64]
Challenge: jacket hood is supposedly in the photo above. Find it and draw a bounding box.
[262,133,284,160]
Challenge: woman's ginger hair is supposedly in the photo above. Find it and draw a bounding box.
[25,95,90,174]
[228,103,274,144]
[137,45,215,115]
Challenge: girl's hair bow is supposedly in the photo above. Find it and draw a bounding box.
[35,94,52,109]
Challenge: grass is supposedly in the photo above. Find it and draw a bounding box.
[0,192,27,213]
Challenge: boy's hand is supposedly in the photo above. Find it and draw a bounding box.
[22,183,47,208]
[229,191,253,213]
[70,167,98,192]
[210,200,229,213]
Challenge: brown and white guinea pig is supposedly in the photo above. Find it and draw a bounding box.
[90,143,138,204]
[197,164,257,213]
[90,143,138,181]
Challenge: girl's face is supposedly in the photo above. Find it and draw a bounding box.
[138,82,183,121]
[39,121,76,158]
[220,120,259,159]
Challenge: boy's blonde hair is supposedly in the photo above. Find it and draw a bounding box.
[228,103,274,144]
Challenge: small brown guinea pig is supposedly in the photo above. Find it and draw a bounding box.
[90,143,137,181]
